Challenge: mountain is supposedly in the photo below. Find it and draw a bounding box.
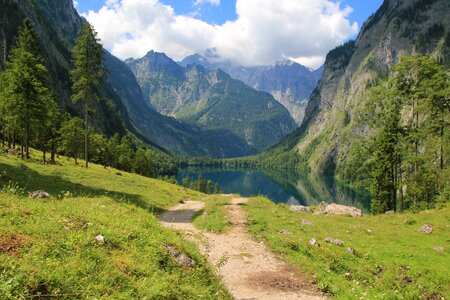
[180,54,323,124]
[126,51,297,151]
[0,0,255,158]
[265,0,450,174]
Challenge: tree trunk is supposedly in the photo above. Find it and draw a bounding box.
[75,153,78,165]
[85,104,89,169]
[50,142,56,163]
[43,148,46,164]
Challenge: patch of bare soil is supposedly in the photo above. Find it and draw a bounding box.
[0,233,31,255]
[160,197,324,300]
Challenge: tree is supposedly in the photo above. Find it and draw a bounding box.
[70,22,104,168]
[59,117,84,164]
[2,19,54,158]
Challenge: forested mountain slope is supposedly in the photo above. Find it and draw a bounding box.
[0,0,255,157]
[267,0,450,176]
[180,54,323,125]
[127,51,297,151]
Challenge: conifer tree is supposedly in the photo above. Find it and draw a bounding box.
[70,22,104,168]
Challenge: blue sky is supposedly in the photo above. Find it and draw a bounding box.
[76,0,384,68]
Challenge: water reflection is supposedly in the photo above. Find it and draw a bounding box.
[177,167,371,212]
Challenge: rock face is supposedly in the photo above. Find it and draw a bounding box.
[318,202,362,217]
[266,0,450,175]
[180,54,323,125]
[164,244,196,267]
[127,51,297,152]
[290,205,310,213]
[29,190,50,199]
[420,224,433,234]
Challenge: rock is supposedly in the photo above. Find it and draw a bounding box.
[164,244,195,267]
[433,246,444,252]
[325,237,344,246]
[279,230,291,235]
[309,238,319,246]
[29,190,50,199]
[95,234,105,244]
[345,272,353,279]
[385,210,395,215]
[346,247,356,255]
[324,203,362,217]
[290,205,310,213]
[420,224,433,234]
[302,219,312,226]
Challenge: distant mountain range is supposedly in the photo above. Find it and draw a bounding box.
[180,54,323,124]
[126,51,297,151]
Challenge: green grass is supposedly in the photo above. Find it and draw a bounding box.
[244,197,450,299]
[192,196,231,233]
[0,152,231,299]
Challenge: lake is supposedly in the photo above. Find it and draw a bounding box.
[177,167,371,212]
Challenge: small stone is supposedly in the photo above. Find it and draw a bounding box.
[302,219,313,226]
[420,224,433,234]
[279,230,291,235]
[290,205,310,213]
[95,234,105,244]
[433,246,445,252]
[385,210,395,215]
[325,237,344,246]
[345,272,353,279]
[29,190,50,199]
[309,238,319,246]
[367,229,372,233]
[346,247,356,255]
[164,244,195,267]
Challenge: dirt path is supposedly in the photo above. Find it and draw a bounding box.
[160,197,324,300]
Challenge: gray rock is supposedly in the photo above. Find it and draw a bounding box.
[346,247,356,255]
[324,203,362,217]
[164,244,195,267]
[420,224,433,234]
[309,238,319,246]
[302,219,313,226]
[279,230,291,235]
[290,205,310,213]
[385,210,395,215]
[433,246,444,252]
[325,237,344,246]
[29,190,50,199]
[95,234,105,245]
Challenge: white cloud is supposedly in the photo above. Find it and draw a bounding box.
[193,0,220,7]
[84,0,358,69]
[73,0,79,8]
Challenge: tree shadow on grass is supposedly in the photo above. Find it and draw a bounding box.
[0,162,167,215]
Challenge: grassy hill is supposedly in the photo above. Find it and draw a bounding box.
[0,151,231,299]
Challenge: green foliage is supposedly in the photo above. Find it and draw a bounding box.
[59,117,84,164]
[245,197,450,299]
[193,196,231,233]
[70,22,105,168]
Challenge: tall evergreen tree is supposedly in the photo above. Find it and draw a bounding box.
[70,22,104,168]
[2,19,54,159]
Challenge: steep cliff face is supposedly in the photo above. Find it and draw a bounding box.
[180,54,322,125]
[127,51,297,151]
[278,0,450,174]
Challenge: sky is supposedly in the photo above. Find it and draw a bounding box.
[73,0,383,69]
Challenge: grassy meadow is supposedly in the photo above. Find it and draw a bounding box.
[0,150,231,299]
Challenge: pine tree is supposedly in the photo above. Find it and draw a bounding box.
[70,22,104,168]
[59,117,84,164]
[2,19,53,159]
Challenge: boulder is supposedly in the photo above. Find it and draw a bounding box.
[290,205,310,213]
[309,238,319,247]
[420,224,433,234]
[95,234,105,244]
[29,190,50,199]
[164,244,195,267]
[324,203,362,217]
[325,237,344,246]
[385,210,395,215]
